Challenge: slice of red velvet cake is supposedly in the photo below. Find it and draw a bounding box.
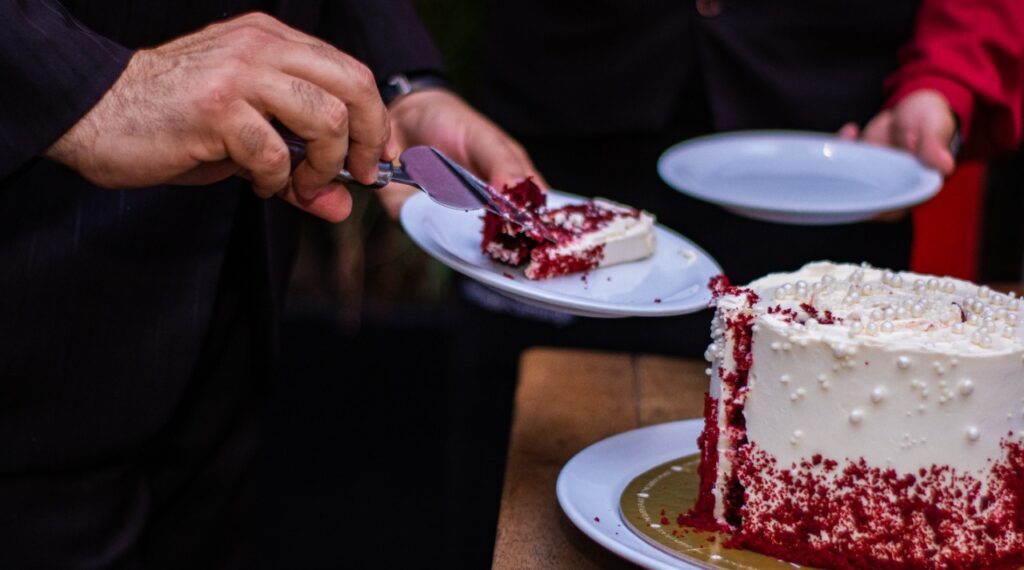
[480,179,655,280]
[682,262,1024,569]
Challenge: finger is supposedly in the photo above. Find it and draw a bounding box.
[376,183,419,221]
[837,122,860,140]
[917,135,956,175]
[277,181,354,223]
[219,102,291,197]
[246,72,352,199]
[860,111,893,146]
[890,112,922,155]
[266,42,389,184]
[464,135,549,191]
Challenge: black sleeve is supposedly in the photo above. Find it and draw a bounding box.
[0,0,133,179]
[316,0,446,85]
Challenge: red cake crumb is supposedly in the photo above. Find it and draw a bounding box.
[800,302,840,325]
[677,393,730,532]
[720,438,1024,569]
[708,275,759,306]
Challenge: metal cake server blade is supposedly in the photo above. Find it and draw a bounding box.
[281,131,554,241]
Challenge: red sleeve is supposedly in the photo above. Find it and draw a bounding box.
[884,0,1024,159]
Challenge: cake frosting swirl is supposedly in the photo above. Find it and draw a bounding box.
[685,261,1024,569]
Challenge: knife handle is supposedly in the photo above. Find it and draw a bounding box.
[277,127,395,189]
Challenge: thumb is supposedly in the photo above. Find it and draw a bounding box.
[837,122,860,140]
[861,110,894,146]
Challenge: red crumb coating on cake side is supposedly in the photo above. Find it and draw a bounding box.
[726,438,1024,569]
[682,279,760,529]
[676,393,732,533]
[680,276,1024,569]
[480,180,645,280]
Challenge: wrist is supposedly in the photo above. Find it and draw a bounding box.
[380,72,452,108]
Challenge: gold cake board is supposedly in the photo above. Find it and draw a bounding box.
[619,453,812,569]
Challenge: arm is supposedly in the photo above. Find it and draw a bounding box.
[884,0,1024,158]
[0,0,132,179]
[843,0,1024,174]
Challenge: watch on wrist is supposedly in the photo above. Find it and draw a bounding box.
[380,72,452,106]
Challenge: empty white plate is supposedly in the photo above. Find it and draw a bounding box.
[658,131,943,225]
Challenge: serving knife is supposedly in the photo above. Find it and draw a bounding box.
[279,131,554,241]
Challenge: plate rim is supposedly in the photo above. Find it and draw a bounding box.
[657,129,943,217]
[399,190,722,318]
[556,419,705,570]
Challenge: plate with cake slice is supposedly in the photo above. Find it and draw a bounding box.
[399,181,722,318]
[658,130,943,225]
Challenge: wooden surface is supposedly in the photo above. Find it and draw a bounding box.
[492,348,708,569]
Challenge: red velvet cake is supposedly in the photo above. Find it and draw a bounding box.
[480,179,655,280]
[682,262,1024,569]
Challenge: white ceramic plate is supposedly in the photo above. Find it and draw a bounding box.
[557,420,704,569]
[657,131,943,225]
[400,191,721,318]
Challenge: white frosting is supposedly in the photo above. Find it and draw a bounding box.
[528,199,655,272]
[707,261,1024,523]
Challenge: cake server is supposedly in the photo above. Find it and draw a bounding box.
[279,131,555,241]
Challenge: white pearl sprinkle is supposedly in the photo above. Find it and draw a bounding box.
[780,374,791,384]
[848,322,864,338]
[704,368,712,376]
[927,278,939,291]
[958,379,975,396]
[870,308,884,321]
[897,356,911,369]
[866,323,879,336]
[942,281,956,294]
[871,386,887,403]
[952,323,965,335]
[881,321,895,334]
[891,275,903,288]
[966,426,981,442]
[849,409,865,424]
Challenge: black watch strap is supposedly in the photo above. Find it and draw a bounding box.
[380,72,452,106]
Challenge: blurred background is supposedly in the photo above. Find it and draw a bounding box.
[244,1,1024,568]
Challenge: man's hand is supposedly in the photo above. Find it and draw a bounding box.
[45,12,396,222]
[839,89,957,175]
[378,89,547,220]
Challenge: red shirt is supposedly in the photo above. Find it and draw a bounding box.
[886,0,1024,158]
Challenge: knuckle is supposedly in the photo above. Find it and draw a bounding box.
[324,100,349,135]
[236,11,275,28]
[228,23,273,51]
[262,143,291,172]
[197,75,239,114]
[352,63,376,90]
